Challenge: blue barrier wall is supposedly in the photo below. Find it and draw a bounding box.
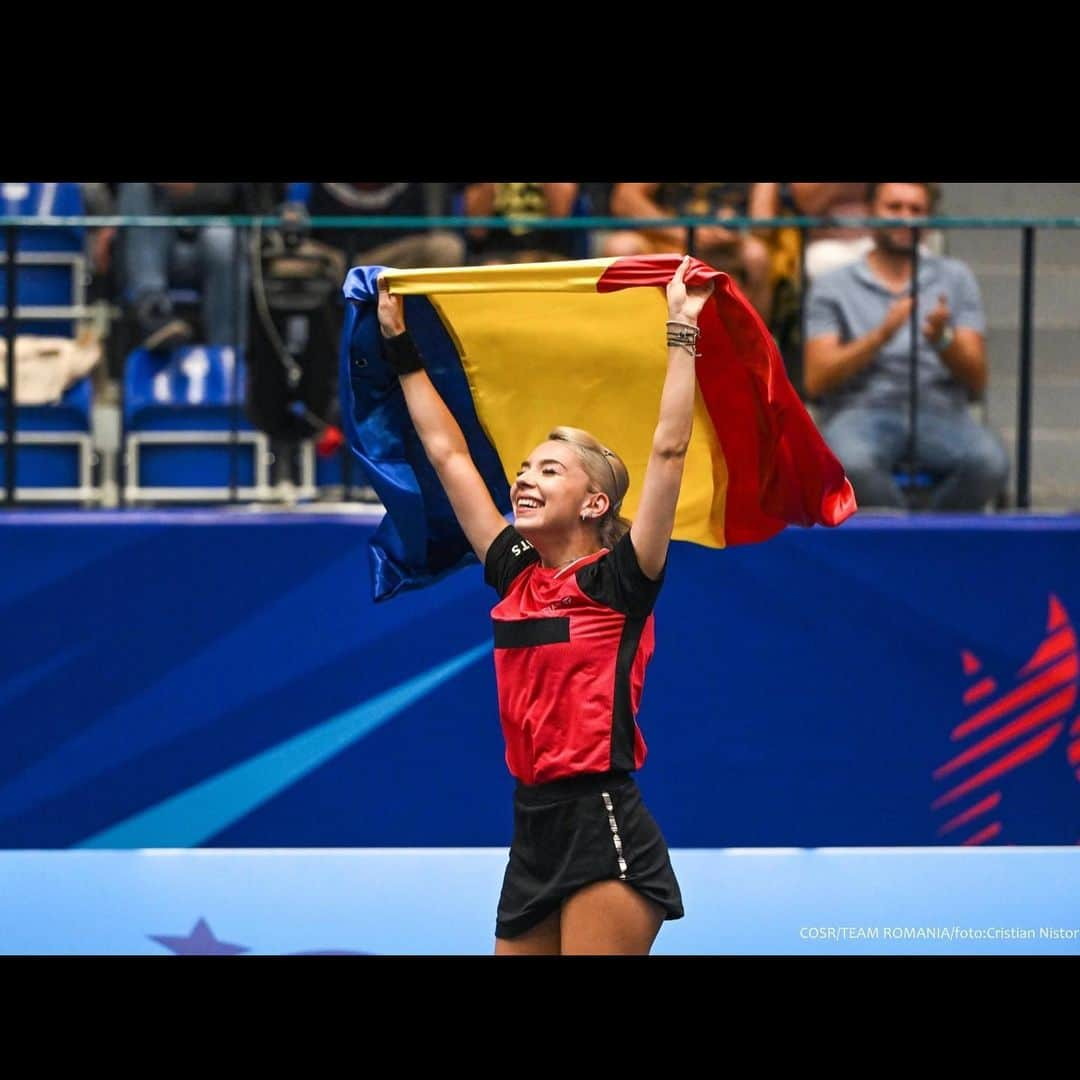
[1,512,1078,848]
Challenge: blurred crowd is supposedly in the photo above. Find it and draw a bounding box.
[1,180,1010,511]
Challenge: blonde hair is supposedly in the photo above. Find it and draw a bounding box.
[548,426,631,550]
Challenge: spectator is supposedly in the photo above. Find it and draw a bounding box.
[602,183,774,319]
[462,183,582,263]
[115,183,273,352]
[283,182,464,270]
[755,183,874,281]
[250,182,463,438]
[80,182,119,311]
[804,181,1008,511]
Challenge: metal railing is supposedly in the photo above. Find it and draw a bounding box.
[3,213,1077,509]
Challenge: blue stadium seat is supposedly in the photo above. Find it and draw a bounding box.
[0,182,87,337]
[315,444,346,489]
[0,182,100,502]
[892,463,946,512]
[0,378,96,500]
[123,345,270,502]
[893,466,941,490]
[290,440,372,501]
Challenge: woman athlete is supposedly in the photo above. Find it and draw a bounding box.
[376,255,714,955]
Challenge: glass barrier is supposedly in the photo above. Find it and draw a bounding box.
[2,213,1076,511]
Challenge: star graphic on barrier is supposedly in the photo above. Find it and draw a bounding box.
[150,918,250,956]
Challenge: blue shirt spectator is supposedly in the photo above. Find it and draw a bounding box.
[807,253,985,421]
[803,181,1008,511]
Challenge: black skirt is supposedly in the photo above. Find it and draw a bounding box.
[495,769,684,940]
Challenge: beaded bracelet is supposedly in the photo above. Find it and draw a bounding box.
[666,319,701,357]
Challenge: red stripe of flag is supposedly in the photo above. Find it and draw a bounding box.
[597,255,856,543]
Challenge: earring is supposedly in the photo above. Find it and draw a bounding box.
[580,513,588,522]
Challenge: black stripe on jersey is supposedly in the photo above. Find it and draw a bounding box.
[484,525,541,598]
[493,617,571,649]
[610,615,648,771]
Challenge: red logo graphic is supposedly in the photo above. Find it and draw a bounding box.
[931,595,1080,844]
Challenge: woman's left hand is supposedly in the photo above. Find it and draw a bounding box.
[666,254,715,325]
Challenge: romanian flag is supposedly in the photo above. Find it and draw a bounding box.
[341,255,856,601]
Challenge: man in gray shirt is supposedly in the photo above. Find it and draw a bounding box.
[804,181,1008,510]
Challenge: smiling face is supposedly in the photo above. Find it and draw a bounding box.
[511,439,609,540]
[871,182,931,255]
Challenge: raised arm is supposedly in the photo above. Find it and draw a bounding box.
[748,182,780,239]
[540,183,580,218]
[377,276,509,564]
[629,256,715,580]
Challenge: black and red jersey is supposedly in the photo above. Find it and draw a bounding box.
[484,524,665,785]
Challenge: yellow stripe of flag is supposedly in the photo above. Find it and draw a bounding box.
[382,262,727,546]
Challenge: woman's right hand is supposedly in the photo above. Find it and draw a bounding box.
[377,275,407,338]
[666,254,714,325]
